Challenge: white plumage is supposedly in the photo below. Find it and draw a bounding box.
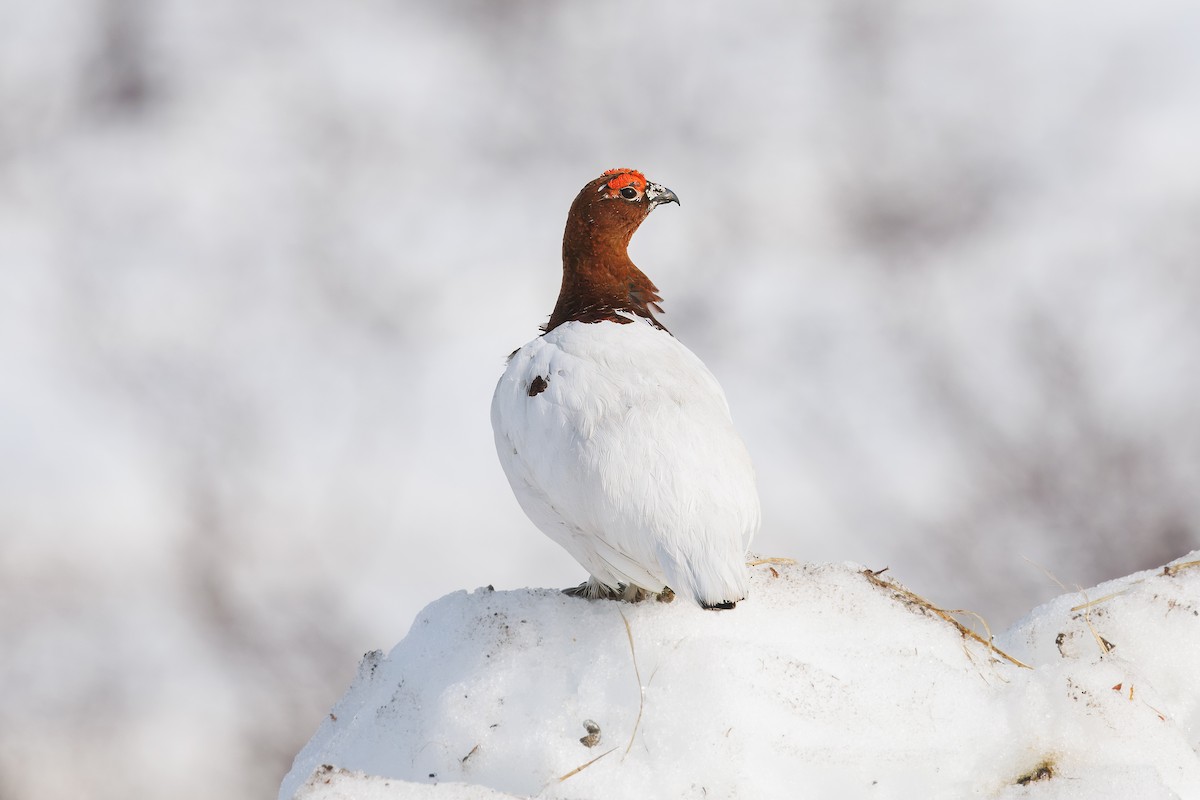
[491,317,759,608]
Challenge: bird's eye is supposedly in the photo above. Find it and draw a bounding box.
[620,186,639,199]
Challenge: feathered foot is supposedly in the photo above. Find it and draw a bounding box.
[563,578,622,600]
[563,579,674,604]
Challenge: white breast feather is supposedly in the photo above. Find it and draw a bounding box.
[490,320,760,607]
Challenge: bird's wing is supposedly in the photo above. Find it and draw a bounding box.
[492,321,759,601]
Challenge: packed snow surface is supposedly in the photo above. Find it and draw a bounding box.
[281,553,1200,799]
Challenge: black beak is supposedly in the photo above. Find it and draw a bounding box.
[645,183,680,207]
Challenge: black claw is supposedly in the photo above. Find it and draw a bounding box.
[702,600,737,611]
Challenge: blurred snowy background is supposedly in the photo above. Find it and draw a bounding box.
[2,0,1199,798]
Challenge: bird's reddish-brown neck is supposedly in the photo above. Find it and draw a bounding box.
[543,186,666,334]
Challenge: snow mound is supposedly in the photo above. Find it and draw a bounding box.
[280,555,1200,799]
[293,765,513,800]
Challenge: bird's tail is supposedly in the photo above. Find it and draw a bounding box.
[656,541,749,610]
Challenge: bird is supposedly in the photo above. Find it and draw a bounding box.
[490,168,760,610]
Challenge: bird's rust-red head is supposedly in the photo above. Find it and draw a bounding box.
[598,168,648,200]
[544,169,680,333]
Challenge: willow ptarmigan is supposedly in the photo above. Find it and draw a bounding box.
[491,168,759,610]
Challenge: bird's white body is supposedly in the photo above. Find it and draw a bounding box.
[491,318,759,607]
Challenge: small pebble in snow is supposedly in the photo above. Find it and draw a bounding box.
[580,719,601,748]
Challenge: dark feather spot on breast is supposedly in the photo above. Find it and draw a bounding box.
[528,375,548,396]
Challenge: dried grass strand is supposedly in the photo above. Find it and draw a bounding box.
[553,747,617,784]
[1069,583,1141,613]
[747,557,797,567]
[1079,599,1112,655]
[618,609,646,758]
[1164,559,1200,576]
[861,569,1033,670]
